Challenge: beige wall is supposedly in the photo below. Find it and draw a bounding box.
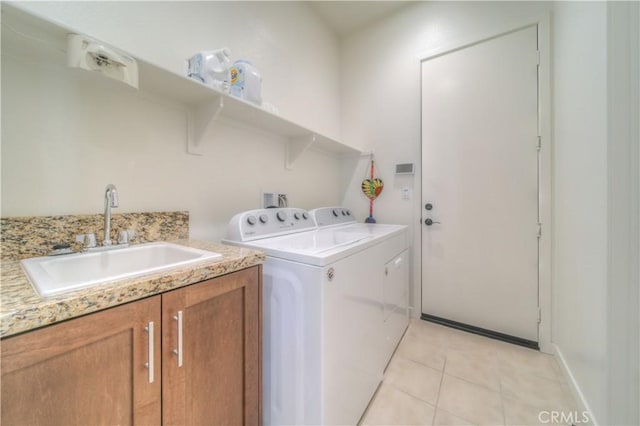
[551,2,608,423]
[1,1,342,241]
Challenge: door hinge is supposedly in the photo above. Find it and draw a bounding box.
[537,308,542,324]
[537,136,541,151]
[537,223,542,238]
[536,50,540,66]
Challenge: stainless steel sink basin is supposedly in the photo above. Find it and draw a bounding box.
[21,242,222,297]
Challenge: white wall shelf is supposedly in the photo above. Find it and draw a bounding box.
[2,4,361,167]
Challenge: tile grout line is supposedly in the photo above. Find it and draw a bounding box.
[441,370,503,396]
[496,349,507,426]
[420,324,570,422]
[499,378,507,425]
[431,356,447,425]
[442,371,500,393]
[436,407,477,426]
[415,323,576,425]
[434,370,488,425]
[395,353,446,376]
[382,378,442,425]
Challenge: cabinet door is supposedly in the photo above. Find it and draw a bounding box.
[1,296,161,426]
[162,266,261,425]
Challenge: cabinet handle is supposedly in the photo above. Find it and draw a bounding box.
[144,321,154,384]
[173,311,183,367]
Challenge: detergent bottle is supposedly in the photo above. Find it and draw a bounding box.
[187,48,232,91]
[230,60,262,105]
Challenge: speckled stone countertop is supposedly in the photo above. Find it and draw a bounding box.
[0,240,264,338]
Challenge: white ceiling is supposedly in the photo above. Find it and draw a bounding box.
[308,1,413,37]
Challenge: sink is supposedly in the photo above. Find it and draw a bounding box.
[21,242,223,297]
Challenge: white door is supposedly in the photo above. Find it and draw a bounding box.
[421,26,539,342]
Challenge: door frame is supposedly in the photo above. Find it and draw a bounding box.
[418,15,552,353]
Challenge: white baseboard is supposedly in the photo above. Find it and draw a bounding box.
[551,343,599,426]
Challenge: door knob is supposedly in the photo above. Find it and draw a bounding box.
[424,218,440,226]
[425,203,433,211]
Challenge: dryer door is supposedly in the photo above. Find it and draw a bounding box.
[383,249,410,363]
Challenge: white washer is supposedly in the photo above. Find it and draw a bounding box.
[223,207,409,426]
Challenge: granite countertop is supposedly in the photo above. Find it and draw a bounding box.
[0,240,264,338]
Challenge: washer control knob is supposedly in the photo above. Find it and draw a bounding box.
[346,210,351,216]
[342,210,347,216]
[276,211,287,222]
[294,212,301,220]
[246,216,257,225]
[302,212,309,220]
[259,214,268,224]
[332,209,339,217]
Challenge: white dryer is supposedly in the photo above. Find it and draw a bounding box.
[309,207,411,367]
[223,207,409,426]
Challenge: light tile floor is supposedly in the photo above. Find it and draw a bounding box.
[360,319,578,426]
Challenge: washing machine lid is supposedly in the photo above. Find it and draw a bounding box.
[223,207,408,266]
[227,224,405,266]
[235,228,366,266]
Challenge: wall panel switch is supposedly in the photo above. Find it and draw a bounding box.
[402,187,411,200]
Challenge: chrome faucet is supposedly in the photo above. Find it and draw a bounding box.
[103,184,119,246]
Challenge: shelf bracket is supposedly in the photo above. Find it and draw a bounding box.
[286,134,316,170]
[187,96,224,155]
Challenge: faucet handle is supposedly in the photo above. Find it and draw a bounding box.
[84,233,97,248]
[75,233,97,248]
[117,230,129,245]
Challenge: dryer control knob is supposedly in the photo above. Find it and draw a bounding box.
[294,212,301,220]
[332,209,339,217]
[259,214,268,224]
[276,211,287,222]
[342,210,347,216]
[346,210,351,216]
[246,216,257,225]
[302,212,309,220]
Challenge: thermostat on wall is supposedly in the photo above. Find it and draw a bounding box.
[395,163,415,175]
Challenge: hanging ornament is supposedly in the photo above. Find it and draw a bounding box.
[361,159,384,223]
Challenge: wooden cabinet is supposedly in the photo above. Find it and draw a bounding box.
[1,296,162,425]
[1,266,261,425]
[162,266,262,425]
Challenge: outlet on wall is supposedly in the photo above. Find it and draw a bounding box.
[262,192,277,208]
[262,192,288,208]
